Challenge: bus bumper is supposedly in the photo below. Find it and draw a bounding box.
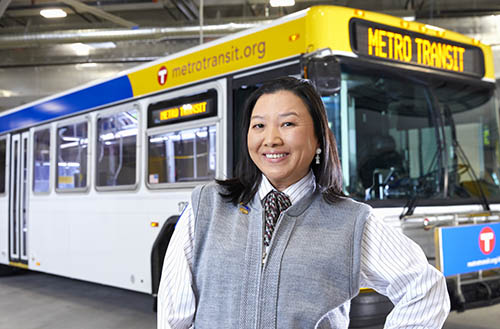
[448,276,500,312]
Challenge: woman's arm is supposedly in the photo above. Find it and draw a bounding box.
[360,214,450,328]
[157,204,196,329]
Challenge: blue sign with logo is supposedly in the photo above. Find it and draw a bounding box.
[437,222,500,277]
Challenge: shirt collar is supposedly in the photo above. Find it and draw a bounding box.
[258,170,316,205]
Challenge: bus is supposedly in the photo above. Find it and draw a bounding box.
[1,5,499,326]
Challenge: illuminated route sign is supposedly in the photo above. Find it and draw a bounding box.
[350,19,484,77]
[158,101,208,122]
[149,89,217,127]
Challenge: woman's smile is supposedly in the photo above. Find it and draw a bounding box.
[263,152,289,160]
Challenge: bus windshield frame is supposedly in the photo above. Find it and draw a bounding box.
[315,59,500,208]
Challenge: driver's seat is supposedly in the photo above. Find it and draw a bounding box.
[358,134,403,189]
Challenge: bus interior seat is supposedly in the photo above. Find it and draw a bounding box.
[358,133,403,189]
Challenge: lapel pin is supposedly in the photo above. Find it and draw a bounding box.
[239,203,250,214]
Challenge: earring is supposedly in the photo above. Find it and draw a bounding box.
[315,148,322,165]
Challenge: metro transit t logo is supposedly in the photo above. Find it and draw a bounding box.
[479,226,495,255]
[157,66,168,85]
[438,223,500,276]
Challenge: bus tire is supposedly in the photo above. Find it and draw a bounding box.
[0,264,22,276]
[150,215,180,312]
[349,290,393,328]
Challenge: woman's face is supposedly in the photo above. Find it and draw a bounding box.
[247,90,319,191]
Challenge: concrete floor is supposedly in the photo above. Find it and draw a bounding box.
[1,271,500,329]
[0,272,156,329]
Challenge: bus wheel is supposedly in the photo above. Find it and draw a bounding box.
[0,264,23,276]
[151,215,180,312]
[349,289,393,328]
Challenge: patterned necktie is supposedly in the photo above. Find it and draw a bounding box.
[263,190,291,247]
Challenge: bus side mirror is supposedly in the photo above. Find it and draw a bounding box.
[306,55,341,96]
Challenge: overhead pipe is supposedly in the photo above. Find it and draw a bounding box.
[0,21,268,49]
[4,14,496,50]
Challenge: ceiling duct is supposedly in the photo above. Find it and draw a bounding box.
[0,21,267,49]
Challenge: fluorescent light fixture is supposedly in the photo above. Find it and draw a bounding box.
[0,89,17,97]
[40,8,67,18]
[270,0,295,7]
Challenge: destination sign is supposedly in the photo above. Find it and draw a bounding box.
[158,101,208,122]
[350,19,484,77]
[149,89,217,127]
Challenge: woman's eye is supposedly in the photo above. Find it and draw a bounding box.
[252,123,264,129]
[282,122,295,127]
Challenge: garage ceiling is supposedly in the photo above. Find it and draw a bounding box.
[1,0,500,35]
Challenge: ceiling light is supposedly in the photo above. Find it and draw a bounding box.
[270,0,295,7]
[0,89,17,97]
[40,9,67,19]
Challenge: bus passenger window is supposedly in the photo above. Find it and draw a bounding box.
[33,128,51,193]
[56,121,88,190]
[148,125,216,185]
[96,109,138,188]
[0,139,5,194]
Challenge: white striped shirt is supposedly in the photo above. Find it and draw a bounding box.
[157,172,450,328]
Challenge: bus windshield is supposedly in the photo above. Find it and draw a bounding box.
[320,65,500,206]
[437,80,500,201]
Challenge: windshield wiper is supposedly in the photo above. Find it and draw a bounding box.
[444,105,490,211]
[400,194,418,219]
[453,140,490,211]
[399,160,437,219]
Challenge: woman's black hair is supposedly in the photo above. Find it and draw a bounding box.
[217,76,344,204]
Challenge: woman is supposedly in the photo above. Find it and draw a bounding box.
[158,77,450,328]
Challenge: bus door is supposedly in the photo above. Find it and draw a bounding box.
[9,131,29,265]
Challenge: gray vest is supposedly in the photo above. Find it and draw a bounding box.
[191,183,369,329]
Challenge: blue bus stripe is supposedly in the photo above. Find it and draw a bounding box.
[0,75,133,134]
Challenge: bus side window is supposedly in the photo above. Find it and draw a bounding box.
[33,128,51,193]
[56,121,89,191]
[0,138,5,194]
[148,125,216,185]
[96,109,138,189]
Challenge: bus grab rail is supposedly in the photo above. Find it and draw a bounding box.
[400,211,500,230]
